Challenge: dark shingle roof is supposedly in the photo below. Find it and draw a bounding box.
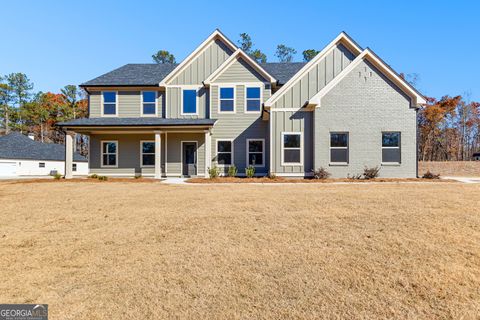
[260,63,306,85]
[0,132,87,162]
[56,118,217,127]
[81,62,307,87]
[81,64,178,86]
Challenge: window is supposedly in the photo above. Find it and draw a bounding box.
[102,91,117,115]
[142,91,156,115]
[219,87,235,112]
[101,141,118,167]
[39,162,45,168]
[245,87,261,112]
[247,139,264,166]
[182,89,197,114]
[330,133,348,163]
[72,163,77,172]
[382,132,401,163]
[141,141,155,167]
[217,140,233,166]
[282,133,302,165]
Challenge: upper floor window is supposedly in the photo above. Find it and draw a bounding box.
[102,91,117,116]
[245,87,261,112]
[330,132,348,164]
[182,89,197,115]
[142,91,156,116]
[219,87,235,113]
[282,132,302,165]
[382,132,401,163]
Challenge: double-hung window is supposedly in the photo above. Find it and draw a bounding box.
[102,91,117,116]
[245,87,261,112]
[141,141,155,167]
[282,133,302,165]
[72,163,77,172]
[382,132,401,163]
[219,87,235,112]
[142,91,156,115]
[39,162,45,168]
[247,139,264,167]
[101,141,118,167]
[330,133,349,164]
[182,89,197,115]
[217,140,233,166]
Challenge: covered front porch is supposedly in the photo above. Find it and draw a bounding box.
[58,118,215,179]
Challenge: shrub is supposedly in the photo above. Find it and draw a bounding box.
[208,166,220,179]
[422,170,440,179]
[312,167,331,180]
[53,173,62,180]
[245,166,255,178]
[348,173,363,180]
[363,166,380,180]
[227,165,238,177]
[268,173,277,180]
[135,175,142,179]
[97,175,108,181]
[89,174,98,179]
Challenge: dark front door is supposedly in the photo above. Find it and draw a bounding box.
[182,142,197,176]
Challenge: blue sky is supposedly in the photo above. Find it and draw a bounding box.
[1,0,479,101]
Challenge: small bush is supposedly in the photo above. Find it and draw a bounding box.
[135,175,142,179]
[208,166,220,179]
[363,166,380,179]
[312,167,331,180]
[245,166,255,178]
[422,170,440,179]
[97,175,108,181]
[227,165,238,177]
[348,173,363,180]
[53,173,62,180]
[268,173,277,179]
[89,174,98,179]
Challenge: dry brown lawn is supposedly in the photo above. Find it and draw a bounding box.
[0,181,479,319]
[419,161,480,177]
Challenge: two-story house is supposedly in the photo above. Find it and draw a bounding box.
[58,29,426,179]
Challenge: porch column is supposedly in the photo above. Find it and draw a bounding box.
[204,130,211,177]
[155,131,162,179]
[65,131,74,179]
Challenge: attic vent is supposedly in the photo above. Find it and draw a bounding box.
[359,67,373,83]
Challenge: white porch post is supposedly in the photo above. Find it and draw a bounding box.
[65,131,74,179]
[204,130,211,177]
[155,131,162,179]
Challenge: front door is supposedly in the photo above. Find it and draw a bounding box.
[182,142,197,176]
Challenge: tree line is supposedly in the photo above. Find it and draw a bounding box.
[0,73,88,154]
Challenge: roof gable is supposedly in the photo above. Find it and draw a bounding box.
[203,49,276,85]
[160,30,237,86]
[309,49,427,107]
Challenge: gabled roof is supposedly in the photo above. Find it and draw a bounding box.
[203,49,276,85]
[81,63,177,87]
[309,48,427,107]
[260,62,306,85]
[159,29,238,86]
[264,32,363,108]
[0,132,87,162]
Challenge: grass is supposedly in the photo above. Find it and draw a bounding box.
[0,181,479,319]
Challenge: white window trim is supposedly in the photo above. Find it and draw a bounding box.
[329,132,349,165]
[140,140,155,168]
[244,86,263,114]
[246,139,265,167]
[281,132,303,166]
[381,132,401,165]
[140,91,158,117]
[101,91,118,117]
[216,139,234,167]
[101,140,118,168]
[218,86,236,114]
[180,88,199,116]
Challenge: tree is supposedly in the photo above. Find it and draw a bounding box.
[0,77,13,133]
[152,50,176,64]
[275,44,297,62]
[238,33,253,54]
[251,49,267,63]
[302,49,320,62]
[61,85,78,119]
[6,73,33,132]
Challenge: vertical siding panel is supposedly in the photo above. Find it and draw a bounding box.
[326,51,334,83]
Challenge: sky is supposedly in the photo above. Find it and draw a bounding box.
[1,0,479,101]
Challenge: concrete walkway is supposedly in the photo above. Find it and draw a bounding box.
[160,177,188,184]
[443,176,480,184]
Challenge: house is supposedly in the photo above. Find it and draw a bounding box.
[57,29,426,179]
[0,132,88,177]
